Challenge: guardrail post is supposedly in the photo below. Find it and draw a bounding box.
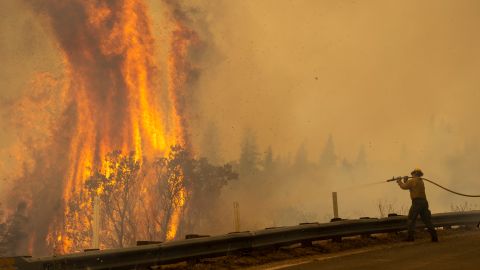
[332,192,339,219]
[185,234,210,266]
[234,201,240,232]
[330,192,342,242]
[360,217,373,238]
[330,217,342,242]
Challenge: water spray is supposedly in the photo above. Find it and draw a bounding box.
[387,176,480,197]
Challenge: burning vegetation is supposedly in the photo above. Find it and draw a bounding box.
[4,0,480,260]
[0,0,238,256]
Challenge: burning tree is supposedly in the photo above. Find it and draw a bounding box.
[2,0,201,255]
[60,146,237,250]
[152,145,192,240]
[143,145,238,241]
[85,151,142,248]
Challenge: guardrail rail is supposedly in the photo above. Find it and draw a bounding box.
[3,210,480,270]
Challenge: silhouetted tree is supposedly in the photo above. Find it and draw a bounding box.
[0,202,28,256]
[239,130,260,176]
[263,146,274,171]
[319,135,337,169]
[340,158,353,172]
[200,122,221,164]
[293,143,309,171]
[183,157,238,233]
[355,145,367,168]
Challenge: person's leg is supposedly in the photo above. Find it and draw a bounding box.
[407,202,419,241]
[419,202,438,242]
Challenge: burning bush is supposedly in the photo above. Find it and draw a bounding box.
[54,145,237,252]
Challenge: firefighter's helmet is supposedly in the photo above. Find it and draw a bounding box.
[411,168,424,177]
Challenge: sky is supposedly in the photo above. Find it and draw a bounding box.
[1,0,480,225]
[188,0,480,163]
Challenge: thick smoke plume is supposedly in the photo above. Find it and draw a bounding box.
[1,0,203,255]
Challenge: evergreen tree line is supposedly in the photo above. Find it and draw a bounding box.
[231,133,367,179]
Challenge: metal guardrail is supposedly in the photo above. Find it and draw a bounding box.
[4,210,480,270]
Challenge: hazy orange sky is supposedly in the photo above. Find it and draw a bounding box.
[187,0,480,163]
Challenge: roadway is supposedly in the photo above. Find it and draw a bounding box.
[275,230,480,270]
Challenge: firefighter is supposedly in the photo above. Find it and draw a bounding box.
[397,168,438,242]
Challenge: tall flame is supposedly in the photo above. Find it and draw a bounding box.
[12,0,197,254]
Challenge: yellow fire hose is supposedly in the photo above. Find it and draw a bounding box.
[387,176,480,197]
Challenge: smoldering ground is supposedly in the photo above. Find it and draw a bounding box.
[1,0,480,254]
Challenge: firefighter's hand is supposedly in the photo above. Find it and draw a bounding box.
[403,176,409,182]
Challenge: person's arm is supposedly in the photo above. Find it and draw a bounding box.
[397,176,412,190]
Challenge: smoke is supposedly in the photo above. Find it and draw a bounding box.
[188,0,480,160]
[182,0,480,233]
[1,0,202,255]
[1,0,480,254]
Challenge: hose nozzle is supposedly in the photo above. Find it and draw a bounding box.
[387,176,402,182]
[387,176,413,182]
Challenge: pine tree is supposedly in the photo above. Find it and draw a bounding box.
[200,122,221,164]
[263,145,274,172]
[319,134,337,168]
[293,143,309,171]
[355,145,367,168]
[239,130,259,176]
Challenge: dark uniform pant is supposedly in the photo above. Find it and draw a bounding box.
[407,198,438,241]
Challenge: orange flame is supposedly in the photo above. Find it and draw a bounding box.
[11,0,198,253]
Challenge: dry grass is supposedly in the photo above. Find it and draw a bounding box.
[450,201,479,212]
